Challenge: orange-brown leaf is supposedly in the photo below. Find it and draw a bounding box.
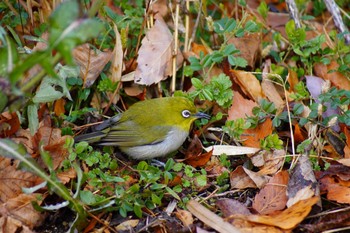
[253,170,289,215]
[241,118,273,148]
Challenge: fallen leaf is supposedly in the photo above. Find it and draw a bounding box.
[314,61,350,91]
[134,17,183,85]
[229,196,319,230]
[319,175,350,204]
[0,194,45,229]
[228,32,261,68]
[0,158,41,203]
[293,123,306,144]
[111,23,124,83]
[287,70,299,92]
[230,166,268,189]
[227,91,258,120]
[241,118,273,148]
[256,149,285,175]
[187,200,241,233]
[216,198,251,217]
[0,112,20,137]
[54,98,66,116]
[174,209,193,227]
[73,44,112,88]
[230,70,265,102]
[253,170,289,215]
[115,219,139,231]
[243,167,269,189]
[287,154,319,207]
[230,166,257,189]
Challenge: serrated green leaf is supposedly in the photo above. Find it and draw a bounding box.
[191,78,203,89]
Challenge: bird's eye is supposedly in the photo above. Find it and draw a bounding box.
[182,110,191,118]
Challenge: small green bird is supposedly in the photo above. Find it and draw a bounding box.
[75,97,210,160]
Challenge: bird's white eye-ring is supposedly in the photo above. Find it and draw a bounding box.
[182,110,191,118]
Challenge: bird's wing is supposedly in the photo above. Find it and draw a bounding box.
[98,121,172,147]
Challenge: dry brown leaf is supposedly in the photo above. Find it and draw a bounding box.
[249,196,318,229]
[256,149,285,175]
[228,218,289,233]
[227,91,258,120]
[57,167,77,184]
[73,44,112,88]
[174,209,194,227]
[183,135,212,167]
[228,32,261,68]
[343,127,350,158]
[191,42,209,56]
[0,158,40,203]
[287,154,319,207]
[230,166,268,189]
[314,61,350,90]
[243,167,269,189]
[230,70,265,102]
[287,70,299,92]
[115,219,139,231]
[111,23,124,83]
[0,112,20,137]
[0,194,45,230]
[187,200,241,233]
[293,123,307,144]
[135,17,183,85]
[0,216,35,233]
[241,118,273,148]
[35,127,70,169]
[216,199,251,217]
[53,98,66,116]
[261,61,285,111]
[124,83,145,97]
[13,129,35,154]
[150,0,169,18]
[253,171,289,215]
[319,175,350,204]
[230,166,257,189]
[230,196,319,230]
[218,198,289,233]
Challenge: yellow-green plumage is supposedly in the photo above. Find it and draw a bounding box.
[75,97,210,159]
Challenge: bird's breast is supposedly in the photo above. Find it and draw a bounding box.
[121,127,189,160]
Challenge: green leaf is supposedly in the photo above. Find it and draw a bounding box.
[0,91,8,113]
[75,141,89,154]
[165,186,181,200]
[0,32,18,79]
[196,174,207,187]
[40,142,54,171]
[134,204,143,218]
[28,104,39,135]
[257,1,268,19]
[80,190,97,205]
[293,103,304,115]
[32,79,64,103]
[191,78,203,89]
[172,163,183,172]
[244,20,259,33]
[223,44,238,56]
[151,193,162,205]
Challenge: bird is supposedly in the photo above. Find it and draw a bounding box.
[75,97,210,160]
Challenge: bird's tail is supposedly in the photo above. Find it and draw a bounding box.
[75,114,121,144]
[74,131,107,144]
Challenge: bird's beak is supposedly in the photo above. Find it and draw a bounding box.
[194,112,211,120]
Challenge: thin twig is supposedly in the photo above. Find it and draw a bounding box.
[171,0,180,94]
